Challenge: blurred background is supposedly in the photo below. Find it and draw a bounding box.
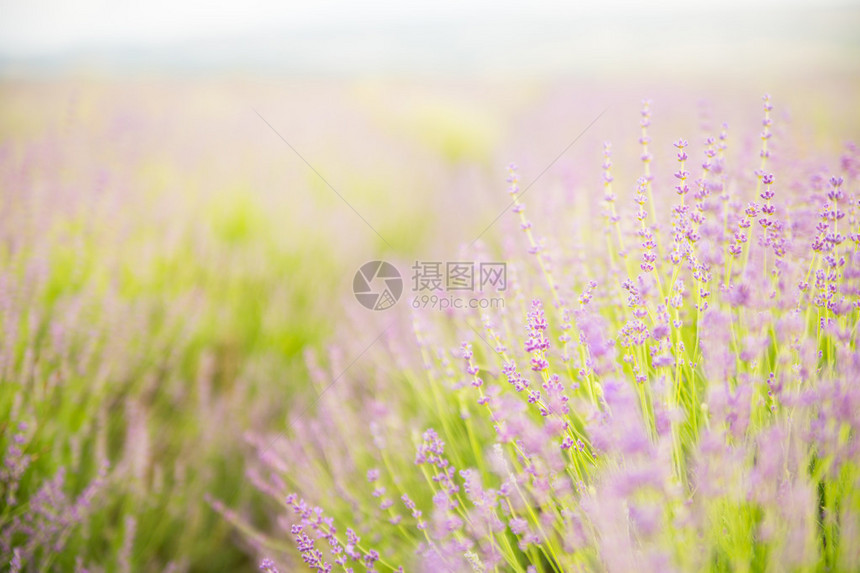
[2,0,859,78]
[0,0,858,570]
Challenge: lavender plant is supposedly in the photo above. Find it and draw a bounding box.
[0,84,394,571]
[243,97,860,572]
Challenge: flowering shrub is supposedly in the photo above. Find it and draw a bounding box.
[245,97,860,571]
[0,84,389,571]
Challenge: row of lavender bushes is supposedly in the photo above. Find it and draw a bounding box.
[0,85,392,571]
[241,97,860,571]
[3,78,527,570]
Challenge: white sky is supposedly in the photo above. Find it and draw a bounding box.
[0,0,856,74]
[0,0,846,54]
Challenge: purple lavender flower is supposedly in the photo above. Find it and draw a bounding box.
[228,95,860,573]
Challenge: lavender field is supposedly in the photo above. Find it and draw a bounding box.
[2,3,860,572]
[242,85,860,572]
[1,76,859,571]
